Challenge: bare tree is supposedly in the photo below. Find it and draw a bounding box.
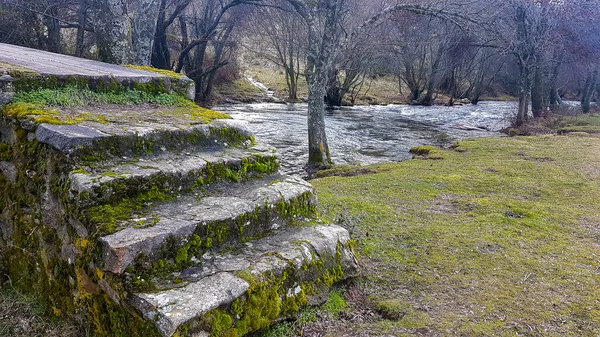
[284,0,347,168]
[176,1,257,102]
[152,0,192,69]
[242,2,307,101]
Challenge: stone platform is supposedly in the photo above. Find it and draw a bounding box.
[0,43,195,101]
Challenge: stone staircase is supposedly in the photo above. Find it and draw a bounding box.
[0,44,357,337]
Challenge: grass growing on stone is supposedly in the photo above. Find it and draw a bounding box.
[3,86,230,124]
[311,135,600,336]
[11,86,191,107]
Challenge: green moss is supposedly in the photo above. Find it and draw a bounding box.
[125,65,184,79]
[193,155,279,189]
[174,234,202,268]
[2,102,64,123]
[312,135,600,335]
[208,310,236,337]
[199,248,347,337]
[209,127,256,148]
[275,191,316,219]
[372,298,413,321]
[0,142,12,161]
[0,61,38,76]
[0,123,167,337]
[87,186,174,235]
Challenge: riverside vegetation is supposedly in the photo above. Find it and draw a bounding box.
[255,118,600,336]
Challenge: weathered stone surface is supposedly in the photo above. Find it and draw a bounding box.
[69,145,276,203]
[130,272,250,337]
[0,43,195,100]
[0,72,15,105]
[100,175,315,274]
[35,124,110,153]
[129,225,358,337]
[33,117,253,159]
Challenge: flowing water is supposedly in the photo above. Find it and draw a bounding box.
[215,102,515,175]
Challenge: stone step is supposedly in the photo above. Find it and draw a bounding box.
[127,224,358,337]
[69,144,278,206]
[0,42,195,100]
[34,118,255,161]
[98,175,317,274]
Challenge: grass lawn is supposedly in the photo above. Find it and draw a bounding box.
[307,134,600,336]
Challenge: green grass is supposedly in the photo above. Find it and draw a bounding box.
[3,86,230,124]
[312,135,600,336]
[215,78,267,103]
[11,86,192,108]
[0,284,80,336]
[321,289,348,319]
[557,114,600,134]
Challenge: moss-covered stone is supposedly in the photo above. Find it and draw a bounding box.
[0,127,164,337]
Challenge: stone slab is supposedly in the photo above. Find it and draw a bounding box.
[33,117,254,158]
[69,145,277,202]
[129,224,358,337]
[99,175,316,274]
[130,272,250,337]
[35,124,110,152]
[0,43,196,100]
[0,43,165,78]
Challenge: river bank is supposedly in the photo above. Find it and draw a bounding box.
[259,133,600,336]
[213,70,517,106]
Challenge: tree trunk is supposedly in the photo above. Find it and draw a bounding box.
[302,0,342,168]
[203,24,233,101]
[188,41,208,99]
[419,45,444,106]
[531,65,545,118]
[75,0,89,57]
[94,0,132,64]
[44,6,61,53]
[131,0,161,65]
[307,73,330,166]
[285,68,298,101]
[409,88,421,102]
[151,0,170,69]
[582,70,598,113]
[516,64,531,126]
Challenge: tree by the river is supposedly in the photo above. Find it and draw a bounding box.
[2,0,600,168]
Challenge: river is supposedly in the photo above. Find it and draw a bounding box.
[215,102,515,175]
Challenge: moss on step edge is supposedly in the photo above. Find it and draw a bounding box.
[125,190,317,292]
[124,65,184,79]
[5,70,193,100]
[1,87,229,126]
[173,242,349,337]
[73,126,253,165]
[82,154,280,237]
